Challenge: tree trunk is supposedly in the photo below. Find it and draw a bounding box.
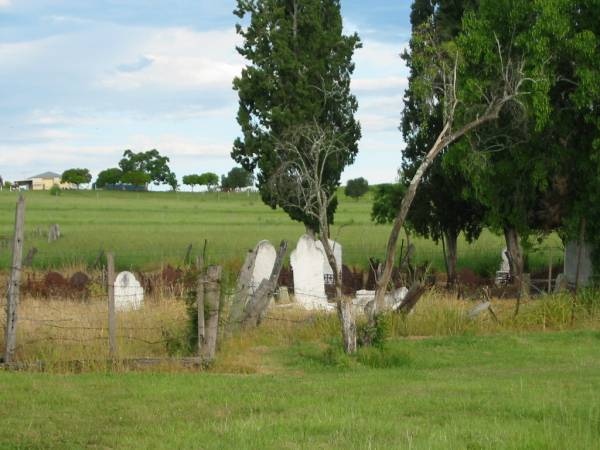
[503,226,523,285]
[318,231,356,354]
[444,230,458,287]
[337,299,357,354]
[372,103,506,319]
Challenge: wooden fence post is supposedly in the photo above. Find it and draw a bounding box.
[196,256,205,358]
[107,252,117,360]
[4,195,26,364]
[203,265,222,362]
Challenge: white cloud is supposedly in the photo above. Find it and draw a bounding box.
[127,134,231,158]
[0,0,10,8]
[99,28,243,91]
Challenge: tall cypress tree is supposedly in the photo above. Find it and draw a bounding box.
[398,0,483,284]
[232,0,361,231]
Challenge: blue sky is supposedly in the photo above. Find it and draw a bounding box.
[0,1,411,187]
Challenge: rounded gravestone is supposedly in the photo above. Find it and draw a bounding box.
[114,271,144,311]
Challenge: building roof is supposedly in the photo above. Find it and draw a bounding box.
[29,171,61,179]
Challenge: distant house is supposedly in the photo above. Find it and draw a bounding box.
[15,172,74,191]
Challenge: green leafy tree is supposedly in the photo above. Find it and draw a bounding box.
[198,172,219,191]
[96,168,123,188]
[232,0,362,232]
[221,167,254,192]
[122,170,151,188]
[372,0,539,313]
[183,175,201,192]
[119,149,175,187]
[61,168,92,189]
[345,177,369,200]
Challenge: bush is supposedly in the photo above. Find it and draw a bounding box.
[357,313,392,348]
[49,184,61,196]
[345,177,369,200]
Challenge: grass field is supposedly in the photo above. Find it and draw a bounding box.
[0,189,561,274]
[1,330,599,449]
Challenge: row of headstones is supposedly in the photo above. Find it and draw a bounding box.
[249,235,342,310]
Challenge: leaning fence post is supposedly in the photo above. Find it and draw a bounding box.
[203,265,222,362]
[4,195,26,364]
[196,256,205,358]
[107,252,117,360]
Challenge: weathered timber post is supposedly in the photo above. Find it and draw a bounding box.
[107,252,117,360]
[196,256,205,358]
[4,195,26,364]
[202,265,222,362]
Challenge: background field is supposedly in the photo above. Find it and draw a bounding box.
[0,190,562,274]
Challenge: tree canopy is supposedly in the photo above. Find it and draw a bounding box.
[232,0,361,231]
[119,149,176,187]
[96,168,123,188]
[221,167,254,191]
[61,168,92,188]
[345,178,369,200]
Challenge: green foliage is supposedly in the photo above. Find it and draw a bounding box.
[357,312,392,348]
[232,0,361,230]
[198,172,219,190]
[3,181,12,190]
[95,168,123,188]
[61,168,92,188]
[399,0,486,257]
[182,174,202,191]
[221,167,253,191]
[371,183,406,225]
[119,149,176,187]
[121,170,151,187]
[49,184,61,197]
[344,177,369,200]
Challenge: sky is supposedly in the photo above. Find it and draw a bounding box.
[0,0,412,188]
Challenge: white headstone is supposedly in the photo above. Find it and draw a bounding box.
[500,248,510,272]
[114,271,144,311]
[250,240,277,290]
[290,235,329,309]
[315,239,342,285]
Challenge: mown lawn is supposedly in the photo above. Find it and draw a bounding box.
[1,331,599,449]
[0,189,560,273]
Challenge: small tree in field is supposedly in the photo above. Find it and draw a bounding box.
[221,167,253,192]
[345,177,369,200]
[61,168,92,189]
[269,123,357,354]
[183,175,201,192]
[199,172,219,192]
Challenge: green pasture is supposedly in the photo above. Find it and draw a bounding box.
[0,189,561,273]
[1,331,599,449]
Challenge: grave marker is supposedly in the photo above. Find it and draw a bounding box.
[114,271,144,311]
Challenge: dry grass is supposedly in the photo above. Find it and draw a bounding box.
[2,285,599,372]
[1,294,188,367]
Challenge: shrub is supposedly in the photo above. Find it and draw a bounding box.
[345,177,369,199]
[357,312,392,348]
[49,184,61,196]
